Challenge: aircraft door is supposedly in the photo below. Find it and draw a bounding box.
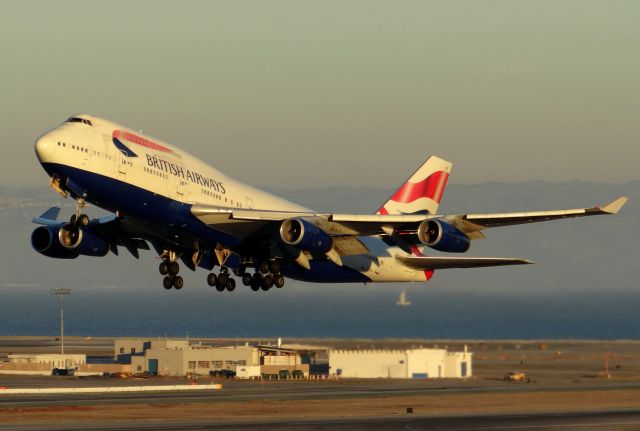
[169,160,186,200]
[117,151,128,175]
[177,177,186,196]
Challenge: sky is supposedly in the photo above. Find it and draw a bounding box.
[1,0,638,189]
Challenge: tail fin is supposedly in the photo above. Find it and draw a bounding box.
[377,155,452,215]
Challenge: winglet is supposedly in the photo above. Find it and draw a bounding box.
[601,197,628,214]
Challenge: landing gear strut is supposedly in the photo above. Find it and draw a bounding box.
[70,198,89,227]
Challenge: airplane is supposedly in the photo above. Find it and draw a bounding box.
[32,114,628,292]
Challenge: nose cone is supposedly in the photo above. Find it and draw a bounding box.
[35,134,55,163]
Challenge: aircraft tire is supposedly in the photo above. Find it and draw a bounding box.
[268,260,280,275]
[77,214,90,227]
[173,276,184,290]
[159,261,169,275]
[169,261,180,275]
[226,278,236,291]
[250,273,262,291]
[216,274,228,292]
[163,276,173,290]
[207,273,217,287]
[242,273,252,286]
[274,275,285,288]
[259,261,269,274]
[261,274,274,291]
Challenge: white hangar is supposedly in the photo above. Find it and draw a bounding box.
[329,347,471,379]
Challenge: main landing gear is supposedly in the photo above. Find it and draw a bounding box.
[206,267,236,292]
[243,260,285,292]
[160,255,285,293]
[159,253,183,290]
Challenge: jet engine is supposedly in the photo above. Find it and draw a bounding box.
[417,219,470,253]
[57,223,110,257]
[31,225,79,259]
[31,223,109,259]
[279,218,332,253]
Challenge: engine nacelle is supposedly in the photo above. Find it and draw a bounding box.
[57,223,110,257]
[279,218,332,253]
[31,226,78,259]
[417,219,470,253]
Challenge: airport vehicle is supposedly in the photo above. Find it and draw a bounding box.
[504,372,531,383]
[209,369,236,378]
[51,367,76,376]
[32,114,627,292]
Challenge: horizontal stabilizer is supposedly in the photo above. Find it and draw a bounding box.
[33,207,61,226]
[397,255,533,270]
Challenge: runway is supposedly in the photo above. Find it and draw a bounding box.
[2,410,640,431]
[3,379,640,408]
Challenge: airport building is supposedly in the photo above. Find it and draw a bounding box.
[115,338,309,378]
[329,347,472,378]
[0,353,126,376]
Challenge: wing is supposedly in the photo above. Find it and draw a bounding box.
[447,196,629,236]
[191,196,628,239]
[397,256,533,270]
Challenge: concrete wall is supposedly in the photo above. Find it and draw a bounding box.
[444,352,473,378]
[133,346,260,376]
[8,354,86,369]
[406,349,447,378]
[114,339,147,358]
[329,350,408,378]
[0,361,129,376]
[146,348,186,376]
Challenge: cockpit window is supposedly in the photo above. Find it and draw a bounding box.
[66,117,93,126]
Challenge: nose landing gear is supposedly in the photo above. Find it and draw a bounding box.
[70,198,90,227]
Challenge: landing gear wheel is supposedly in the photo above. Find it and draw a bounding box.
[242,273,252,286]
[163,276,173,290]
[259,261,269,274]
[159,261,169,275]
[268,260,281,275]
[207,273,217,287]
[168,261,180,275]
[274,275,285,288]
[250,273,261,291]
[261,274,274,291]
[216,273,228,292]
[226,278,236,291]
[173,276,184,290]
[69,214,77,226]
[77,214,90,227]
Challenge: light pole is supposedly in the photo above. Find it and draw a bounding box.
[51,288,71,355]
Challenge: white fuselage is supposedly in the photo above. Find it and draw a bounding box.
[35,114,427,283]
